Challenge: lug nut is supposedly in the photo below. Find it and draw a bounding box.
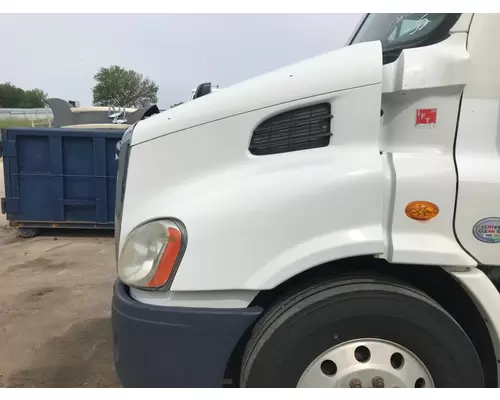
[349,378,362,388]
[372,376,385,388]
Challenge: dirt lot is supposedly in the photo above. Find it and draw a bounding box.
[0,159,119,387]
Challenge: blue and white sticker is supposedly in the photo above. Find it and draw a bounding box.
[473,217,500,244]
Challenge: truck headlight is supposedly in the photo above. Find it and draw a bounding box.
[118,219,186,289]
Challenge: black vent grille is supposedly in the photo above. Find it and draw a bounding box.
[249,103,332,156]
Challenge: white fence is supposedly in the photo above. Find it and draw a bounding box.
[0,108,53,121]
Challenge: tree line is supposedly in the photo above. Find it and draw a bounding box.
[1,65,166,109]
[0,83,48,108]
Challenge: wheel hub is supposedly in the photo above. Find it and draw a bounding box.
[297,338,434,388]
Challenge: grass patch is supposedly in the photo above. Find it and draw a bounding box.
[0,119,51,129]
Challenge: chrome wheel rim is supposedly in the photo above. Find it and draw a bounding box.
[297,338,434,388]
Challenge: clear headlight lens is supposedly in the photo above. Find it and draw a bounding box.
[118,219,184,289]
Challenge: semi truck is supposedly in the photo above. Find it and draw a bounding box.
[112,13,500,388]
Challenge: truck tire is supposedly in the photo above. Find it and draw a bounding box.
[18,227,40,239]
[240,277,484,388]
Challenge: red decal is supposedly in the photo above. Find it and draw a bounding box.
[416,109,437,125]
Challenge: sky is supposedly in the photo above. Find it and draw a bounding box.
[0,13,362,108]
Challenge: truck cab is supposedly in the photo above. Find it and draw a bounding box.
[112,13,500,388]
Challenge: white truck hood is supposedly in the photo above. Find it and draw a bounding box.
[131,41,382,145]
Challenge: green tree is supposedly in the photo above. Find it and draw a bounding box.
[0,83,47,108]
[92,65,159,108]
[24,88,48,108]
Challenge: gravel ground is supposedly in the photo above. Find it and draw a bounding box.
[0,159,120,387]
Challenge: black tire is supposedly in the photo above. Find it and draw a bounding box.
[18,227,39,239]
[241,277,484,388]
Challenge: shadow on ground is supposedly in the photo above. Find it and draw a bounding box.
[32,229,115,239]
[0,228,114,245]
[6,318,119,388]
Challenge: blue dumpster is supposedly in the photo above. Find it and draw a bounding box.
[1,127,125,237]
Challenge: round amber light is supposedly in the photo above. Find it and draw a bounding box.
[405,201,439,221]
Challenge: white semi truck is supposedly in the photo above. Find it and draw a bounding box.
[112,13,500,388]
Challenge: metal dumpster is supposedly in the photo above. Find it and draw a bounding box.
[1,127,125,237]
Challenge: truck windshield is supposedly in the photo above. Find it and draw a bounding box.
[351,13,459,53]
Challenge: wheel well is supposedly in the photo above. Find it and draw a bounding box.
[224,256,498,387]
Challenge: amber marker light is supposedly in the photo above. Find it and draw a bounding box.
[405,201,439,221]
[147,227,182,288]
